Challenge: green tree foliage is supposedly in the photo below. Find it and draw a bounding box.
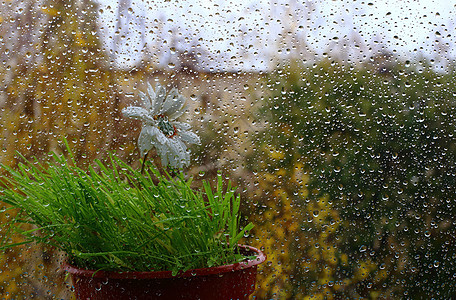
[250,59,456,298]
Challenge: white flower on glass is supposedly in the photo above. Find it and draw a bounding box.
[122,83,200,168]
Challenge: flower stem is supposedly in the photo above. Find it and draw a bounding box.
[140,152,148,174]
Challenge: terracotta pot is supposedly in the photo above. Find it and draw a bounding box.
[63,245,266,300]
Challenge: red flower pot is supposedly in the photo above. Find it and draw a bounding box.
[63,245,266,300]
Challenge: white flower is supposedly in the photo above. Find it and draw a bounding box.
[122,83,200,168]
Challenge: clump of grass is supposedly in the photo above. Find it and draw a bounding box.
[0,150,253,275]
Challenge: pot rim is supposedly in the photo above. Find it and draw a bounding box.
[63,245,266,279]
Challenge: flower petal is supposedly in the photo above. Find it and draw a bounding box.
[152,129,168,146]
[161,89,185,117]
[168,100,186,120]
[179,130,201,145]
[155,142,169,167]
[123,106,149,120]
[131,82,198,168]
[167,150,177,168]
[139,92,150,111]
[160,88,177,114]
[167,138,190,168]
[138,125,168,156]
[147,82,156,101]
[153,84,166,115]
[137,125,155,156]
[173,121,192,131]
[167,138,181,156]
[144,82,157,112]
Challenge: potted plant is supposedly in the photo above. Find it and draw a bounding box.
[0,83,265,299]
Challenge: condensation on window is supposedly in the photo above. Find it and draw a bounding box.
[0,0,455,299]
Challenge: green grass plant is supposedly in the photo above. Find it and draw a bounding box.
[0,149,253,275]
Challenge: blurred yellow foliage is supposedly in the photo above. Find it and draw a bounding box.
[0,0,137,297]
[41,7,59,16]
[247,146,384,298]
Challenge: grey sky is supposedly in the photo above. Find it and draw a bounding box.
[96,0,456,70]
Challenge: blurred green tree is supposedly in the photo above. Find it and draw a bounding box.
[249,58,456,298]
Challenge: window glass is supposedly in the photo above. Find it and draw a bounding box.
[0,0,455,298]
